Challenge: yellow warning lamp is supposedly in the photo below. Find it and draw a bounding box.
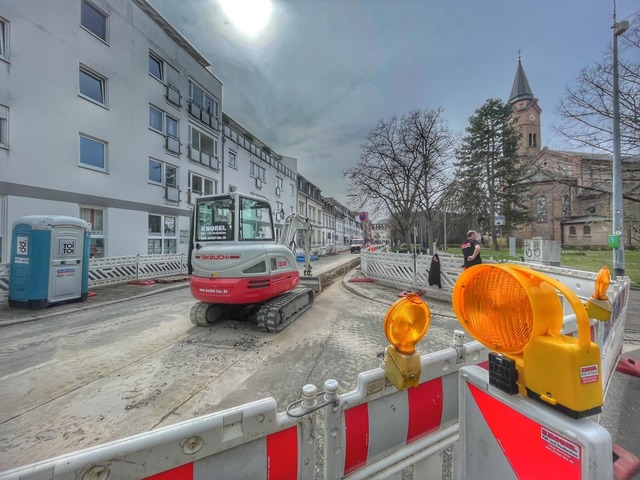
[453,264,603,419]
[585,267,612,321]
[383,293,431,390]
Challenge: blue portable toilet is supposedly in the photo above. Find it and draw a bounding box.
[9,215,91,309]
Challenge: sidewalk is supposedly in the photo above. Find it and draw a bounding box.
[0,278,190,328]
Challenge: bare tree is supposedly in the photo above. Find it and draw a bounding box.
[554,12,640,155]
[344,109,456,246]
[401,109,458,248]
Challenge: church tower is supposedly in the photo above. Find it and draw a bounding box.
[508,55,542,156]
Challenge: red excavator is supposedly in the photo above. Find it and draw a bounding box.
[188,191,315,332]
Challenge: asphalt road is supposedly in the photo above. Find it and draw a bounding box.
[0,273,462,472]
[0,260,638,478]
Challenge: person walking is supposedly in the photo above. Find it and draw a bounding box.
[461,230,482,269]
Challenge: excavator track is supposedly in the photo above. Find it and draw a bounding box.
[256,287,314,332]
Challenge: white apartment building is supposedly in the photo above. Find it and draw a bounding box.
[0,0,299,262]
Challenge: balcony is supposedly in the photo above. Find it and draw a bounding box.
[188,100,219,132]
[165,84,181,107]
[165,185,180,202]
[188,145,220,171]
[165,135,181,155]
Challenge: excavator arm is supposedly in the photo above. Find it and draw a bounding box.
[281,213,313,277]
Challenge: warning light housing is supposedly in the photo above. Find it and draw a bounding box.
[383,293,430,390]
[453,264,603,418]
[585,267,612,321]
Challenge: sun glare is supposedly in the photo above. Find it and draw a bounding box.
[219,0,273,36]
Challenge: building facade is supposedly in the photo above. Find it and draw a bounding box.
[0,0,357,262]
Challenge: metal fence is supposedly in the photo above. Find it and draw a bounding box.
[0,254,189,301]
[361,251,464,292]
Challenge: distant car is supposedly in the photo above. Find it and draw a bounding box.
[350,237,364,254]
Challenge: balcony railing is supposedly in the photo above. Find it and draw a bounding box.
[165,84,181,107]
[188,145,220,170]
[165,135,181,155]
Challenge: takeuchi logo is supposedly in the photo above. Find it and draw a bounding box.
[197,254,240,260]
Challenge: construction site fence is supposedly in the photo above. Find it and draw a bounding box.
[0,253,189,301]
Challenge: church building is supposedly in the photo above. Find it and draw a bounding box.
[508,59,639,248]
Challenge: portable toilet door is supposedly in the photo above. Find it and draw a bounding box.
[48,217,91,304]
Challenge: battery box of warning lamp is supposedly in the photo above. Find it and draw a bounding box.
[488,353,519,395]
[524,335,603,419]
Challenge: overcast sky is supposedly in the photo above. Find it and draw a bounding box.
[148,0,637,207]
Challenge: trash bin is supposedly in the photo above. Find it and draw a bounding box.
[8,215,91,309]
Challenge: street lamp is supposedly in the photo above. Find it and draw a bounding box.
[611,17,629,277]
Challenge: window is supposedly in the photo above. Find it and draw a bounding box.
[239,197,274,240]
[189,80,219,118]
[189,126,219,169]
[583,226,591,236]
[149,105,180,153]
[250,162,266,181]
[80,207,105,258]
[569,226,576,236]
[290,184,295,196]
[80,134,106,170]
[149,105,178,137]
[228,150,237,168]
[189,172,215,199]
[149,106,163,132]
[528,133,537,148]
[148,215,177,254]
[149,52,163,81]
[536,195,546,222]
[0,104,8,148]
[0,16,9,61]
[79,66,106,105]
[81,1,107,42]
[148,158,177,187]
[276,177,283,190]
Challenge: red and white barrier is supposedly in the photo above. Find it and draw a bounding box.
[323,341,488,479]
[0,398,313,480]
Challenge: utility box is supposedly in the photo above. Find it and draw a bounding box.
[9,215,91,309]
[523,237,561,266]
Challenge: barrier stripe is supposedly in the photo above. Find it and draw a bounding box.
[146,463,193,480]
[143,426,299,480]
[266,426,298,479]
[344,403,370,474]
[407,378,443,443]
[343,377,455,476]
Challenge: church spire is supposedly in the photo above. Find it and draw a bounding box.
[509,56,534,104]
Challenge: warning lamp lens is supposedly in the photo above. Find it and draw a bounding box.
[383,293,430,354]
[454,267,533,354]
[594,266,610,300]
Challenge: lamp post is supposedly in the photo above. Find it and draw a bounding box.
[612,17,629,277]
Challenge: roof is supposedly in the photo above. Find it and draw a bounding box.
[509,59,534,104]
[132,0,211,69]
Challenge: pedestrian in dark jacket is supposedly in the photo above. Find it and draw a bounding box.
[428,253,442,288]
[461,230,482,269]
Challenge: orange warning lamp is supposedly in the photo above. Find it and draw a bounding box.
[453,264,603,418]
[383,293,431,390]
[585,267,612,321]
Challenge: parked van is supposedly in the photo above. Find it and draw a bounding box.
[350,237,364,254]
